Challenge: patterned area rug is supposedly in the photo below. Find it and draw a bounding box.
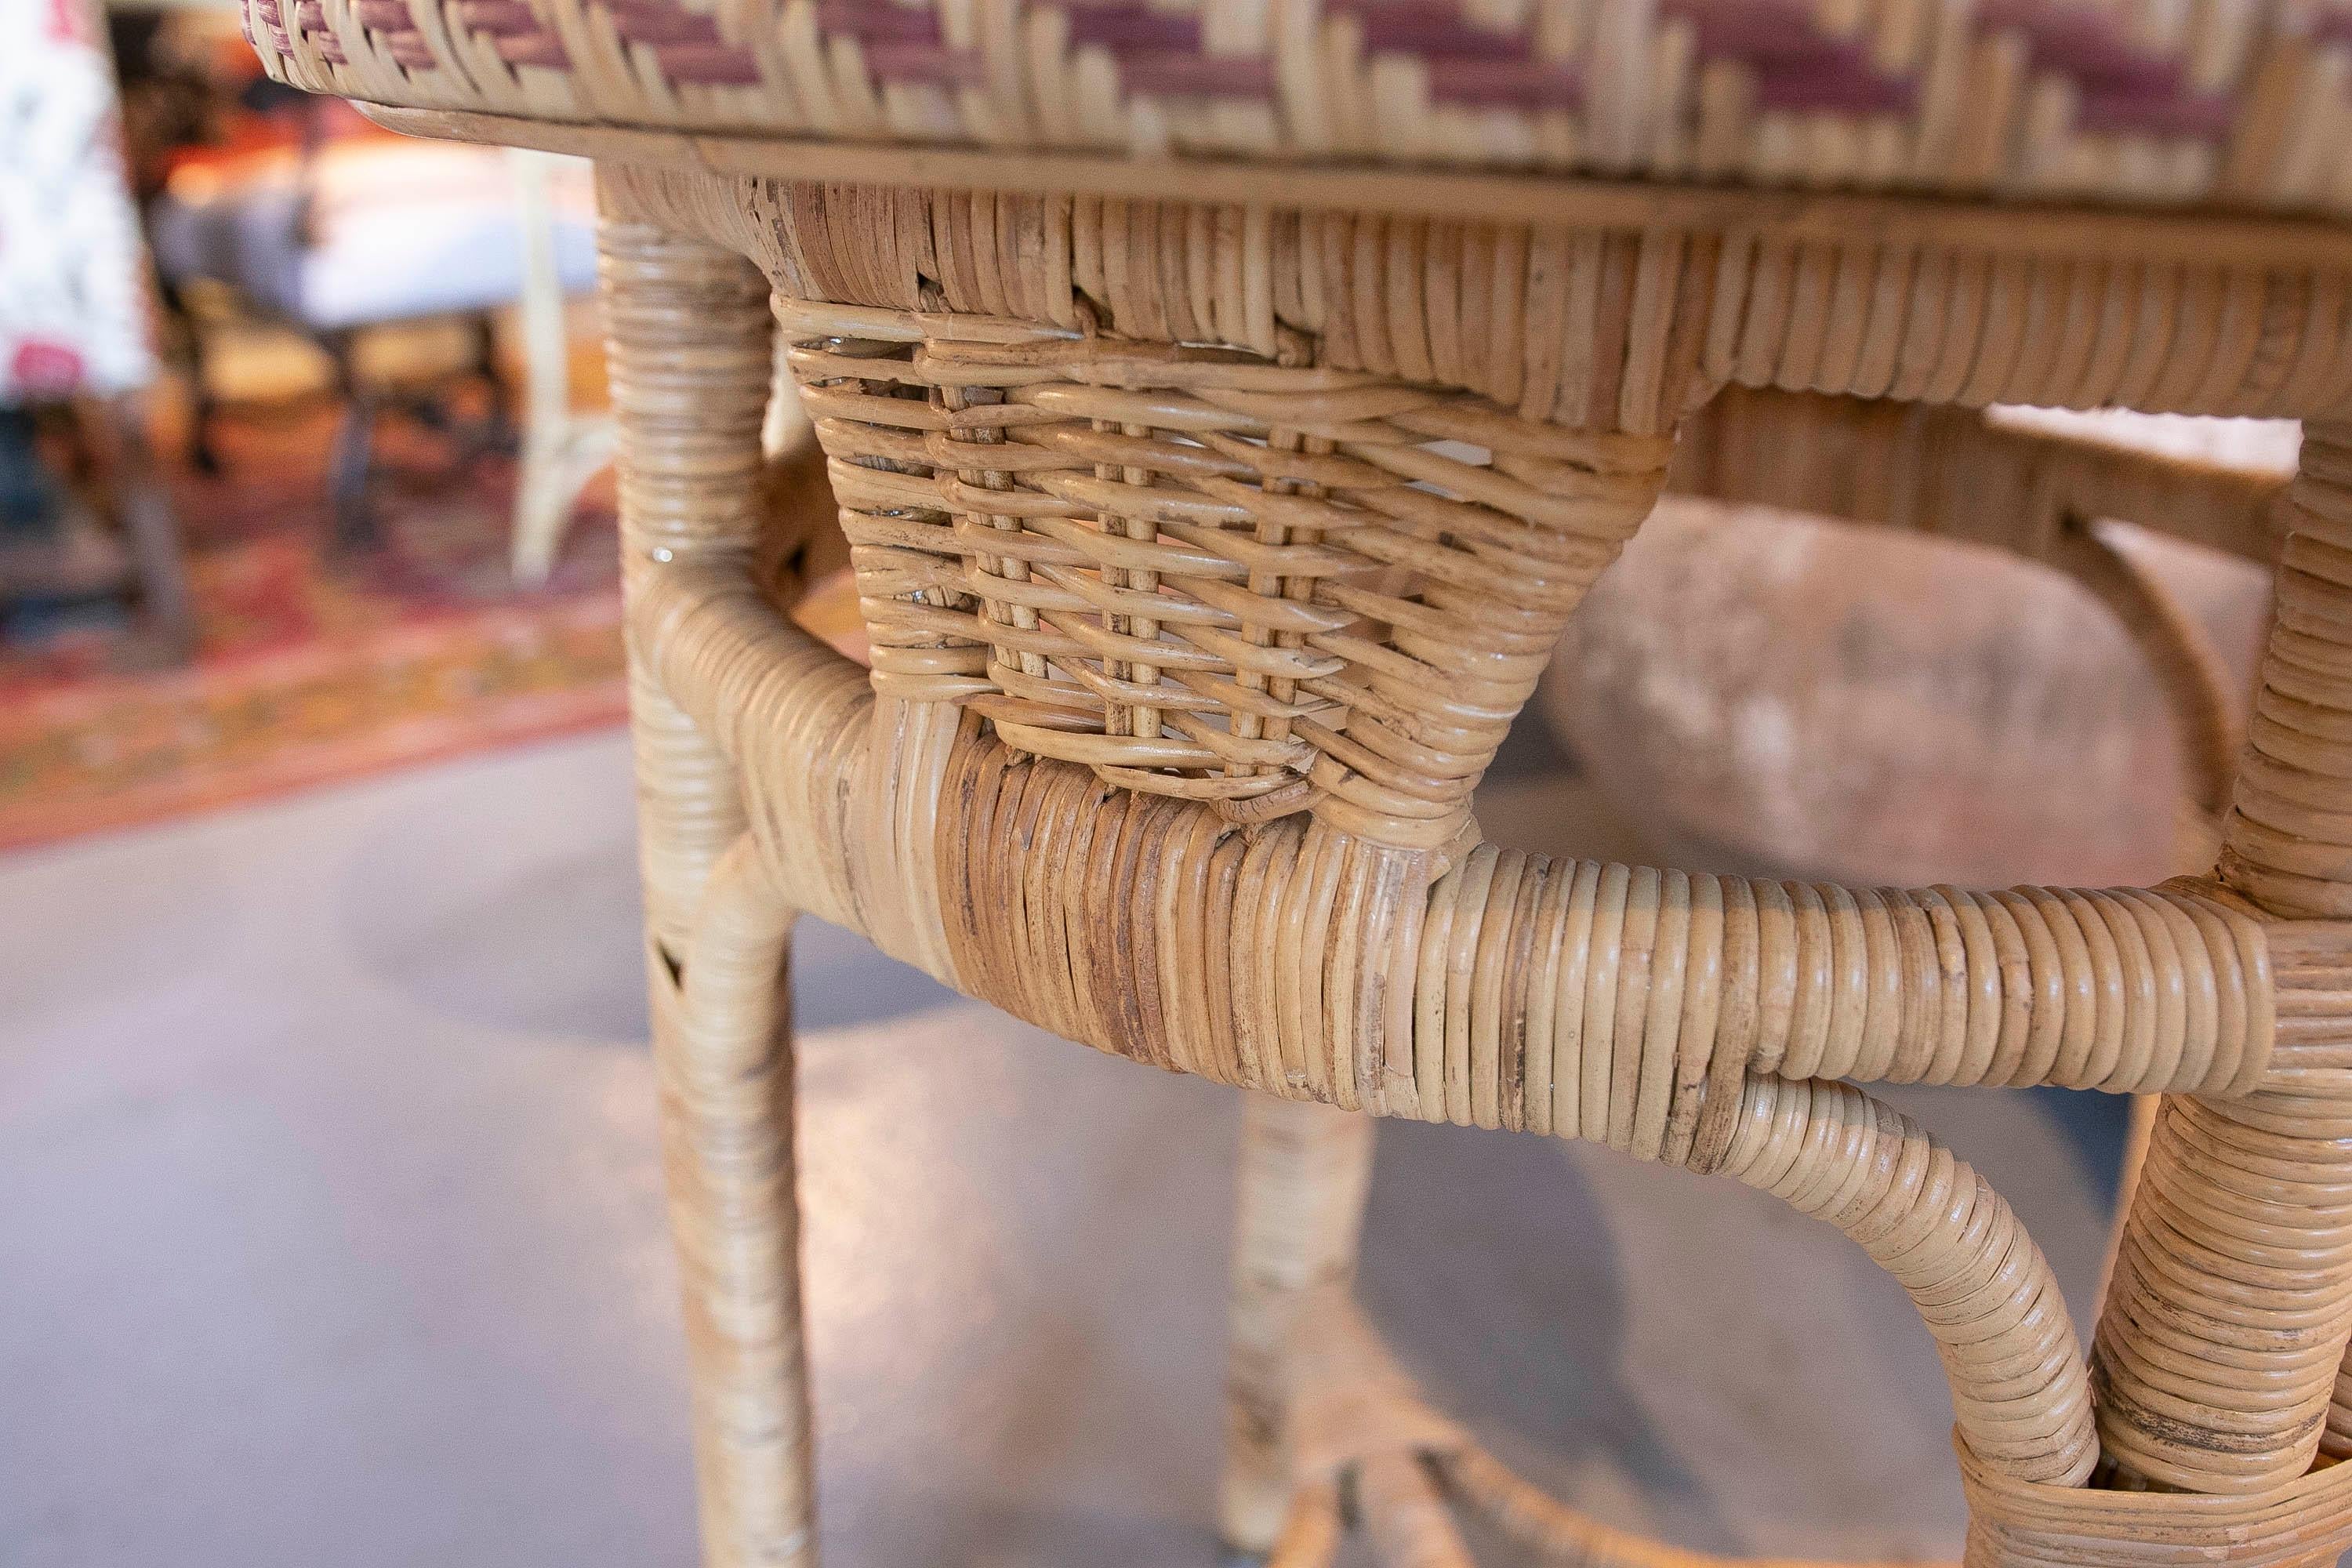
[0,402,626,852]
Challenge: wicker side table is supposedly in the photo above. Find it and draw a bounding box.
[250,4,2352,1563]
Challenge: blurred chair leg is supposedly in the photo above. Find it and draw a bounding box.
[322,332,378,555]
[468,310,513,446]
[510,430,615,586]
[99,394,194,662]
[509,147,614,586]
[510,402,615,588]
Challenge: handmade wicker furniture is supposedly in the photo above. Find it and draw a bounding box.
[249,3,2352,1563]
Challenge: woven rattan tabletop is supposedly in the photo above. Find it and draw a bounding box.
[249,1,2352,221]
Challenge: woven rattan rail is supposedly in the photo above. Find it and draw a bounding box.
[251,3,2352,1563]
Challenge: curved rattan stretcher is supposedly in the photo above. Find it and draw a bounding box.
[250,3,2352,1564]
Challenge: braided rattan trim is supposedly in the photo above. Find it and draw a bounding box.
[251,0,2352,220]
[783,294,1671,848]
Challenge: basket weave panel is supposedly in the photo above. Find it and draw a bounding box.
[781,297,1669,848]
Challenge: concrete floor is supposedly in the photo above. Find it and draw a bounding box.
[1,728,2128,1566]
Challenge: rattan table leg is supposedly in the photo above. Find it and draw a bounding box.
[601,195,813,1565]
[659,838,813,1567]
[2092,421,2352,1494]
[1221,1095,1377,1556]
[600,198,773,951]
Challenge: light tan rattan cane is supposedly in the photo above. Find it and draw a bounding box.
[245,3,2352,1563]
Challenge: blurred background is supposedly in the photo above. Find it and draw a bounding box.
[5,0,615,854]
[0,2,2299,1562]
